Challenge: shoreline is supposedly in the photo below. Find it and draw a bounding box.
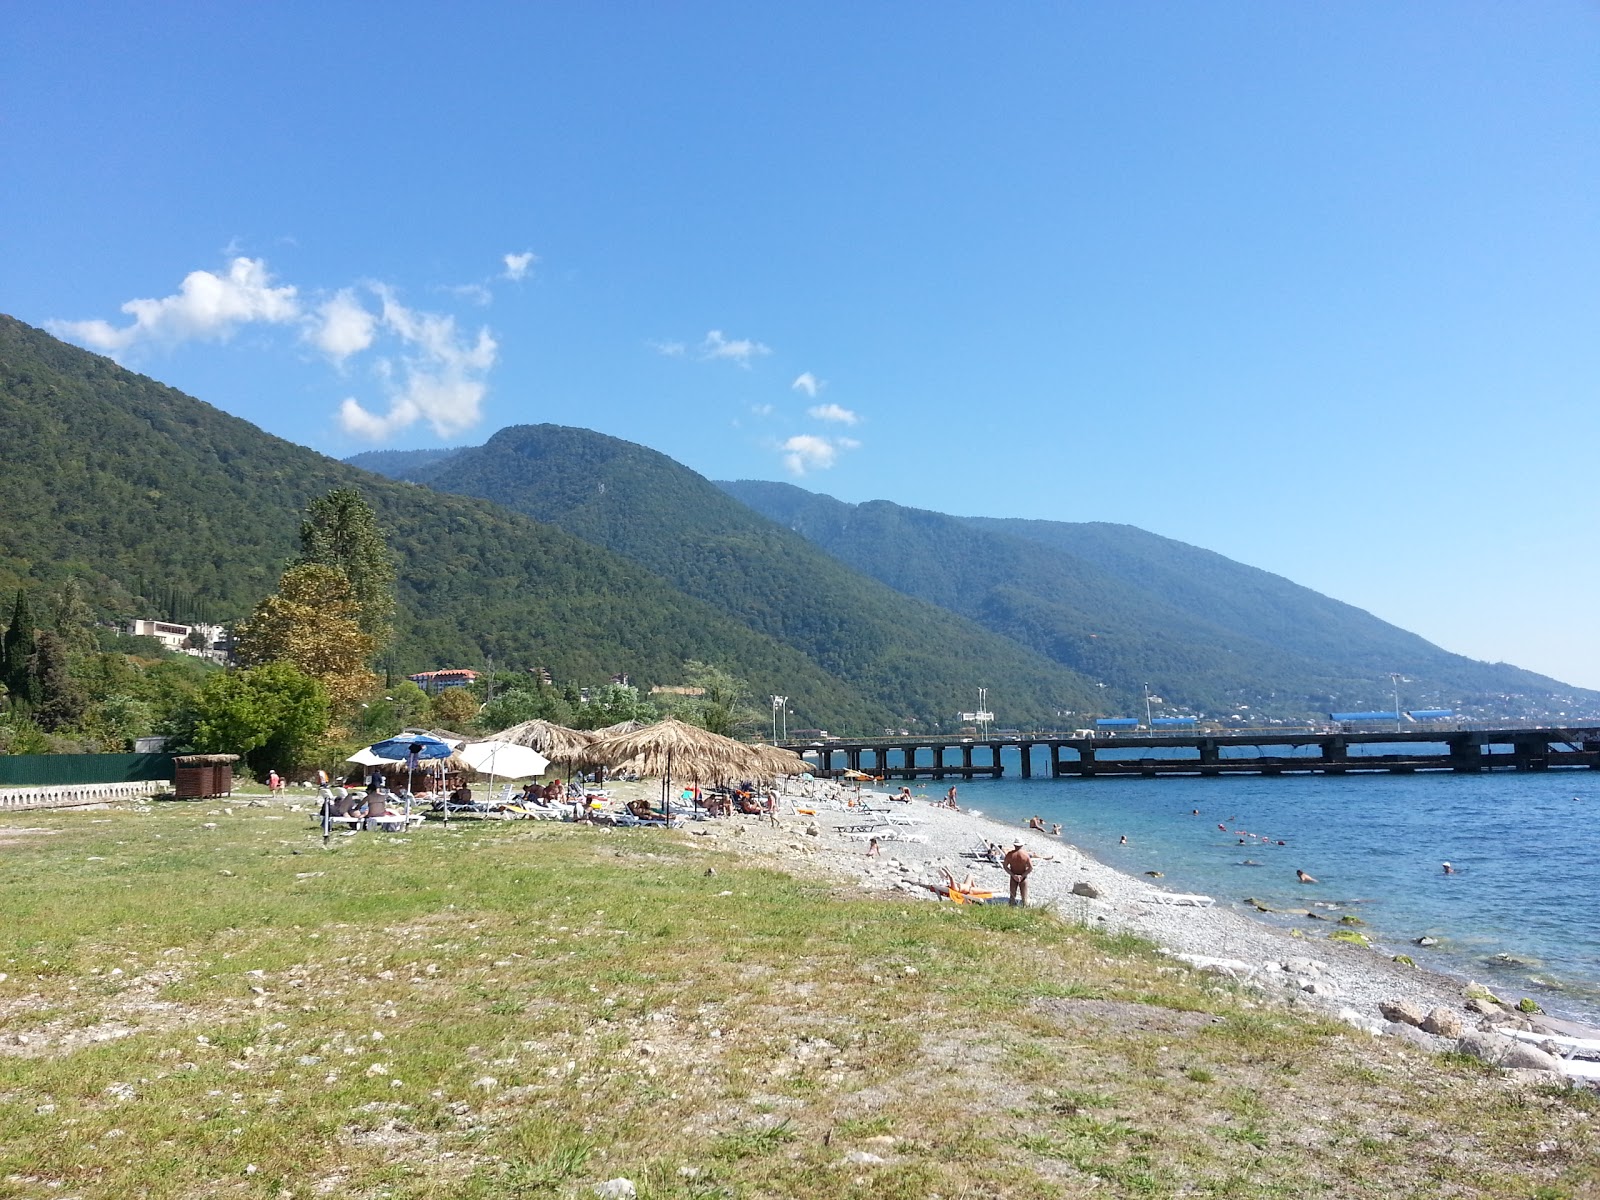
[588,776,1600,1071]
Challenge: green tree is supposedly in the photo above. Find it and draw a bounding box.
[31,630,84,732]
[3,590,39,712]
[47,577,96,653]
[665,661,760,738]
[185,663,329,774]
[572,684,655,730]
[478,686,572,732]
[85,694,155,750]
[234,564,377,711]
[294,487,397,647]
[428,686,480,732]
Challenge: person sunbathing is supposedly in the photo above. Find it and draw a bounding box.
[938,866,980,892]
[627,798,657,820]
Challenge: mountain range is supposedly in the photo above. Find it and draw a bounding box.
[3,313,1589,732]
[348,428,1595,723]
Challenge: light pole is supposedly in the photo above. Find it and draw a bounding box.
[976,687,991,738]
[771,695,788,742]
[1144,683,1153,728]
[1390,674,1404,732]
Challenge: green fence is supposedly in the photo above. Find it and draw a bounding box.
[0,754,175,788]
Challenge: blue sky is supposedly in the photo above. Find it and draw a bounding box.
[4,3,1597,688]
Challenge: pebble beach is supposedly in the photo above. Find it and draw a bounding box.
[590,774,1600,1081]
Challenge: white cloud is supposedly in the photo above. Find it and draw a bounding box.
[52,257,300,352]
[781,433,860,475]
[792,372,822,398]
[751,403,774,417]
[442,282,493,306]
[649,339,687,357]
[337,397,389,439]
[338,287,498,439]
[52,255,506,443]
[807,402,858,425]
[309,289,377,363]
[502,251,537,281]
[699,329,771,366]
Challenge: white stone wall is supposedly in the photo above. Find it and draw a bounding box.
[0,781,170,810]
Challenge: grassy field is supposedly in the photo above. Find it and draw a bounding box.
[0,794,1595,1199]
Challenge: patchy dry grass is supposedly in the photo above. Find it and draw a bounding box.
[0,798,1595,1198]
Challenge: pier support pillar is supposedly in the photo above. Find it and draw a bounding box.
[1448,737,1483,773]
[1321,736,1349,775]
[932,746,945,779]
[961,745,974,775]
[1020,743,1032,778]
[1199,738,1220,777]
[846,749,861,773]
[1514,737,1550,771]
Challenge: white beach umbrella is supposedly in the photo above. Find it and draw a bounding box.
[458,740,551,780]
[346,747,402,766]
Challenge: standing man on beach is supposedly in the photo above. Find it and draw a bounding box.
[1003,841,1033,907]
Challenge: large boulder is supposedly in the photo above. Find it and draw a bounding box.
[1421,1007,1466,1038]
[1457,1032,1519,1065]
[1464,981,1505,1005]
[1502,1042,1563,1073]
[1070,881,1101,898]
[1385,1021,1449,1052]
[1379,999,1428,1027]
[1455,1031,1560,1070]
[1172,952,1255,979]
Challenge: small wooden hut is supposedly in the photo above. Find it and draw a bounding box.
[172,753,240,799]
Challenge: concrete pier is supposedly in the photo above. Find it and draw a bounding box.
[785,726,1600,781]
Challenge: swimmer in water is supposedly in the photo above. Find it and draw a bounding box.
[1296,869,1318,884]
[1442,861,1455,875]
[1119,835,1127,845]
[1192,809,1200,815]
[1217,823,1227,832]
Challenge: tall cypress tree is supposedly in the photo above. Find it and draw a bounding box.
[31,630,83,732]
[4,590,40,710]
[294,487,397,649]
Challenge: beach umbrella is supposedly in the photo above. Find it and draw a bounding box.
[346,746,401,767]
[459,740,551,782]
[368,732,458,761]
[586,717,763,817]
[745,743,815,784]
[591,719,648,738]
[493,718,597,769]
[367,731,458,796]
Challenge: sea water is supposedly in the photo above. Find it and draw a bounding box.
[916,749,1600,1023]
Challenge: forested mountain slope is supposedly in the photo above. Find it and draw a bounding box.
[717,480,1595,719]
[349,424,1105,729]
[0,316,894,731]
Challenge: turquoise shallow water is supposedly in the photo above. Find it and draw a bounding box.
[906,751,1600,1023]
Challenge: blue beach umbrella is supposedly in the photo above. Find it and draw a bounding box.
[367,732,461,816]
[368,732,457,762]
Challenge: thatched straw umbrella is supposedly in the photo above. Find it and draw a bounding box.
[745,743,815,785]
[586,717,762,816]
[591,719,648,738]
[492,719,596,773]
